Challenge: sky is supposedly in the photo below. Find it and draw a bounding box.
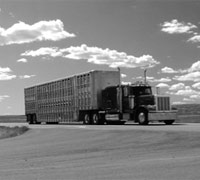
[1,0,200,115]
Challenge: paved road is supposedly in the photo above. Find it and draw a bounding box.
[0,123,200,180]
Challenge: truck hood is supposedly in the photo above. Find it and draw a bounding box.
[136,95,155,106]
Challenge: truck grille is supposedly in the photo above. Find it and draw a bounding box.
[156,96,170,111]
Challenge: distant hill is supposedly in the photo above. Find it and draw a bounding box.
[173,104,200,123]
[0,115,26,123]
[173,104,200,116]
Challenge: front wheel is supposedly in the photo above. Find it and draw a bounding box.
[164,120,175,125]
[137,109,149,125]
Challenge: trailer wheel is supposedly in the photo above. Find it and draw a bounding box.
[27,114,33,124]
[83,113,91,124]
[164,120,175,125]
[32,114,41,124]
[92,113,101,125]
[137,109,149,125]
[32,114,36,124]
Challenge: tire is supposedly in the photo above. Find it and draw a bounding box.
[92,113,100,125]
[137,109,149,125]
[83,113,91,124]
[164,120,175,125]
[32,114,39,124]
[27,114,33,124]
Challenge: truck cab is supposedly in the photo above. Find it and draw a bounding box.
[102,82,177,125]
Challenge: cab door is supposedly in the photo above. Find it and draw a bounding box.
[122,86,130,113]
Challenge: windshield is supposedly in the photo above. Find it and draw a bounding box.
[130,87,152,96]
[142,87,152,95]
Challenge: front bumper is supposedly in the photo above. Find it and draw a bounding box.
[148,111,177,121]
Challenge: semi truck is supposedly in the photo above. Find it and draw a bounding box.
[24,70,177,125]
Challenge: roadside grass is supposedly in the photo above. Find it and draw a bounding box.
[0,126,29,140]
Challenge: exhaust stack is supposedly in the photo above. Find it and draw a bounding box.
[144,69,147,84]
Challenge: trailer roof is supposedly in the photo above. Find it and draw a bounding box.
[24,69,119,89]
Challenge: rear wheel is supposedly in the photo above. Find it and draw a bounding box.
[164,120,175,125]
[137,109,149,125]
[92,113,100,125]
[83,113,91,124]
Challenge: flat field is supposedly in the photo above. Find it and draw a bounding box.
[0,123,200,180]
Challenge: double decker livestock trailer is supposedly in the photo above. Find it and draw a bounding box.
[24,70,177,125]
[24,70,121,124]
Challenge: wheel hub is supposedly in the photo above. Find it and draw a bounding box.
[138,112,145,123]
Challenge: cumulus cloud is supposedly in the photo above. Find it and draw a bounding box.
[160,19,197,34]
[0,67,16,80]
[172,101,186,105]
[22,44,160,69]
[161,61,200,75]
[169,83,185,91]
[0,19,75,46]
[188,35,200,43]
[167,83,200,101]
[22,47,61,57]
[161,61,200,82]
[0,95,10,102]
[19,75,36,79]
[134,76,171,84]
[192,82,200,89]
[148,77,171,83]
[132,76,143,80]
[183,98,195,102]
[173,71,200,82]
[160,19,200,47]
[121,73,127,78]
[161,66,179,74]
[156,83,169,88]
[122,81,131,85]
[187,60,200,72]
[63,44,159,68]
[190,94,200,99]
[17,58,27,63]
[177,87,200,96]
[168,86,200,96]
